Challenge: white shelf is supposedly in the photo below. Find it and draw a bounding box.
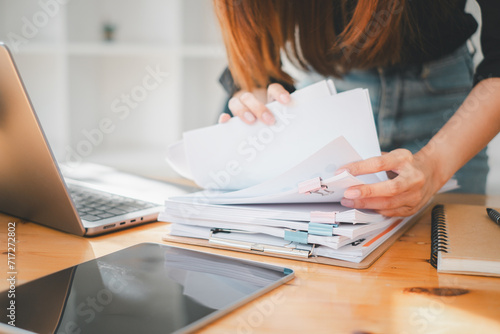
[0,0,228,179]
[12,42,225,58]
[66,43,225,58]
[67,42,179,56]
[9,43,65,55]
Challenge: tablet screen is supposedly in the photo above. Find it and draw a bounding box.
[1,243,294,334]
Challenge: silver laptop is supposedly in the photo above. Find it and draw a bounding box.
[0,42,167,236]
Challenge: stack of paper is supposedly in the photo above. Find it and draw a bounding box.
[167,80,386,190]
[160,201,396,246]
[160,80,417,264]
[164,217,413,263]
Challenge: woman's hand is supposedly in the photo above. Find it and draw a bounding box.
[218,83,291,125]
[338,78,500,217]
[338,149,444,217]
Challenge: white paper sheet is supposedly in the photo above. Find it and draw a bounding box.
[165,140,192,180]
[168,80,383,190]
[166,216,413,262]
[163,199,384,224]
[176,136,380,204]
[159,212,393,239]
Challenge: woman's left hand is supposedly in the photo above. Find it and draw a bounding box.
[338,149,443,217]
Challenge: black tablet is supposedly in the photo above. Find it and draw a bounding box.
[0,243,294,334]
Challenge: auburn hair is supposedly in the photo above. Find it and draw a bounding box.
[213,0,419,92]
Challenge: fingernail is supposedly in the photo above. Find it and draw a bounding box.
[262,111,275,125]
[280,93,290,103]
[335,168,348,175]
[243,111,256,123]
[344,189,361,199]
[341,198,354,207]
[218,113,231,123]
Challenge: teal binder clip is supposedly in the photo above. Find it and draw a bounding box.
[291,242,314,251]
[308,222,335,236]
[284,230,309,244]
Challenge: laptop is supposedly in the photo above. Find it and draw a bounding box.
[0,42,169,236]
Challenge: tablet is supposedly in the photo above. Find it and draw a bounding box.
[0,243,294,334]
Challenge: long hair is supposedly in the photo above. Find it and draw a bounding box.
[214,0,419,92]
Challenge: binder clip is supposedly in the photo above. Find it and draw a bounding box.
[307,211,339,235]
[284,229,309,244]
[298,177,334,196]
[308,223,334,236]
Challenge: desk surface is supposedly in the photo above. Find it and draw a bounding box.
[1,193,500,333]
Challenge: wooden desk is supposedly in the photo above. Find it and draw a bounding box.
[1,194,500,333]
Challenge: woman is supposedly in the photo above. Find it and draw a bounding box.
[214,0,500,217]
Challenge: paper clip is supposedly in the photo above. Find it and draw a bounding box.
[298,177,334,196]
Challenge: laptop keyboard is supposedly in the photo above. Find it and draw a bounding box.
[68,184,157,222]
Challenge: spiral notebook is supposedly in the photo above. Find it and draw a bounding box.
[430,204,500,277]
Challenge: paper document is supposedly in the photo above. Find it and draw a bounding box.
[159,213,393,239]
[160,80,427,264]
[167,80,383,190]
[175,136,381,205]
[162,199,384,224]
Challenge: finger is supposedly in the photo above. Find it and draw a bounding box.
[343,177,413,200]
[341,189,421,211]
[377,204,423,217]
[267,83,290,104]
[218,113,231,124]
[338,149,413,176]
[239,92,275,125]
[341,196,422,217]
[228,96,256,124]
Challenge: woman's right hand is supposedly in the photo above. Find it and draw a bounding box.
[219,83,291,125]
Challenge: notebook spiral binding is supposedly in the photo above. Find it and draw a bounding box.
[430,204,449,268]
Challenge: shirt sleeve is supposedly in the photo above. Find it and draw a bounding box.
[474,0,500,85]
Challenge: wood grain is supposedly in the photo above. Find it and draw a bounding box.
[1,193,500,333]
